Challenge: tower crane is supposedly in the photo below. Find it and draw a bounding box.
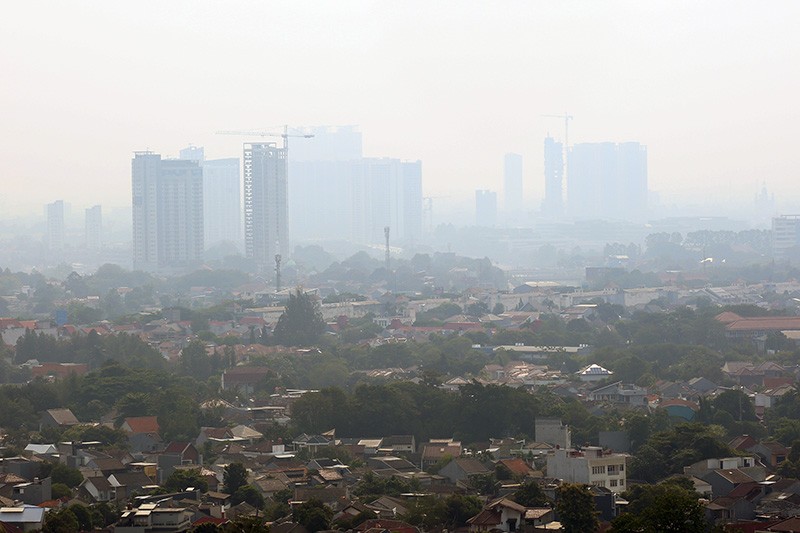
[540,113,573,150]
[216,125,314,153]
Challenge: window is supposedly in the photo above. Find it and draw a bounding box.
[610,479,618,487]
[591,465,606,475]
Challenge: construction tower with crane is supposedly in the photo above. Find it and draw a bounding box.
[218,126,314,272]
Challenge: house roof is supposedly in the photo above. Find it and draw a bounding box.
[123,416,160,434]
[498,458,535,477]
[764,517,800,531]
[84,476,113,492]
[713,469,755,484]
[577,364,613,376]
[450,458,491,475]
[45,408,80,426]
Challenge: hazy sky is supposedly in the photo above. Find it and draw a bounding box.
[2,1,799,217]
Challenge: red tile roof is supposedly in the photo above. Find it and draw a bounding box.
[123,416,160,434]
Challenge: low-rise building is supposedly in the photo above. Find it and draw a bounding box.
[546,447,628,493]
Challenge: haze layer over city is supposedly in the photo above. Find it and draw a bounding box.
[6,4,800,532]
[2,1,800,274]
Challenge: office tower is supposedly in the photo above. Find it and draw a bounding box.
[352,158,423,244]
[244,143,288,269]
[567,141,647,220]
[773,215,800,260]
[46,200,65,251]
[475,190,498,227]
[542,136,564,218]
[85,205,102,250]
[202,158,241,249]
[503,153,523,214]
[289,127,422,246]
[132,152,204,271]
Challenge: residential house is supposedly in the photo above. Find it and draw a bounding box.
[39,408,80,429]
[576,364,613,382]
[587,381,648,406]
[439,458,492,485]
[467,498,536,533]
[115,504,193,532]
[0,505,46,532]
[420,440,462,470]
[379,435,416,454]
[79,476,115,502]
[546,447,628,494]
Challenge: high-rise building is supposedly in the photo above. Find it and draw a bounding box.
[46,200,65,251]
[85,205,102,250]
[178,146,241,250]
[244,142,288,269]
[289,127,422,246]
[475,190,498,227]
[352,158,423,244]
[567,141,647,220]
[773,215,800,260]
[503,153,523,215]
[132,152,204,271]
[202,158,241,249]
[542,137,564,218]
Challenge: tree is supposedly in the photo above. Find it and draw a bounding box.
[293,499,333,533]
[512,480,549,507]
[224,462,248,495]
[273,289,326,346]
[610,483,705,533]
[42,508,79,533]
[231,485,265,508]
[556,484,599,533]
[42,462,84,488]
[164,468,208,492]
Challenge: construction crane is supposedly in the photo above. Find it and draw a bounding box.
[541,113,573,148]
[216,125,314,152]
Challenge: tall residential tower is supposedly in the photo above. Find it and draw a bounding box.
[132,152,204,271]
[244,142,288,269]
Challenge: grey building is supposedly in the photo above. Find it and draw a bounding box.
[203,158,241,249]
[567,141,647,220]
[475,189,498,227]
[46,200,65,252]
[85,205,102,250]
[542,136,563,218]
[131,152,204,271]
[244,142,288,270]
[503,152,523,215]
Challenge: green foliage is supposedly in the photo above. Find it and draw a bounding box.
[42,508,79,533]
[630,423,731,482]
[223,462,248,495]
[164,468,208,492]
[51,483,72,499]
[230,485,265,508]
[273,289,326,346]
[511,480,549,507]
[292,499,333,533]
[610,482,705,533]
[556,483,599,533]
[42,462,84,488]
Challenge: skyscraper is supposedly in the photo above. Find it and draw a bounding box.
[542,137,564,218]
[132,152,204,271]
[503,153,523,215]
[351,158,423,244]
[202,158,241,249]
[85,205,102,250]
[567,141,647,220]
[475,190,498,227]
[46,200,65,252]
[244,142,287,269]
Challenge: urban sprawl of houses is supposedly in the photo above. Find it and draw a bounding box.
[4,261,800,533]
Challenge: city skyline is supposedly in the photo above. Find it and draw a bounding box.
[2,2,799,217]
